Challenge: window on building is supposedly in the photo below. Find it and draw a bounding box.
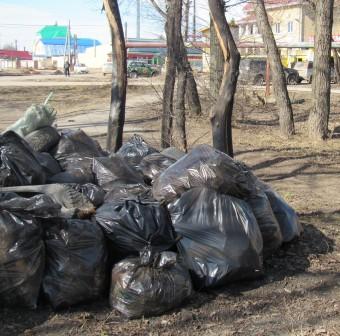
[288,21,293,33]
[275,23,281,34]
[249,24,254,35]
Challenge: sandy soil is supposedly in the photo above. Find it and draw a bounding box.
[0,74,339,336]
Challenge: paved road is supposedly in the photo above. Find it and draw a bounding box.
[247,84,340,94]
[0,73,164,87]
[1,73,339,93]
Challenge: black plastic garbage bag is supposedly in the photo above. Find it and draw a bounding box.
[168,188,263,289]
[71,183,106,207]
[246,191,283,256]
[37,152,62,177]
[25,126,60,153]
[264,188,302,242]
[0,210,45,308]
[234,162,283,255]
[104,183,153,203]
[43,219,107,309]
[0,131,46,186]
[161,147,185,161]
[139,153,176,184]
[0,194,61,218]
[152,145,253,203]
[110,251,193,318]
[53,129,105,162]
[48,165,94,184]
[95,199,176,259]
[93,156,143,191]
[117,135,158,168]
[52,129,105,184]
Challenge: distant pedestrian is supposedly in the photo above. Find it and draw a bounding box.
[64,60,70,77]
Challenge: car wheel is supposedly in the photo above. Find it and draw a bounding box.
[130,71,138,79]
[287,75,298,85]
[254,75,265,86]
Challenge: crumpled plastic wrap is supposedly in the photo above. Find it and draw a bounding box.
[152,145,254,203]
[110,251,193,318]
[0,210,45,308]
[168,187,263,289]
[43,219,107,309]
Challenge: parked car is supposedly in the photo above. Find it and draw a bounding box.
[293,61,337,84]
[239,58,301,85]
[102,62,113,76]
[128,61,159,78]
[74,63,88,74]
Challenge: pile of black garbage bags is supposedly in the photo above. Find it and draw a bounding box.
[0,127,302,318]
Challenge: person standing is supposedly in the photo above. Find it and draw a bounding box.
[64,60,70,77]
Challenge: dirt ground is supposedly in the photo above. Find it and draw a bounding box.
[0,73,339,336]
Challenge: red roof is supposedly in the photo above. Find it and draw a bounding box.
[0,49,32,60]
[244,0,300,11]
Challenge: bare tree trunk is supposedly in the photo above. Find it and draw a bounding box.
[175,70,188,151]
[185,60,202,116]
[309,0,334,139]
[209,0,240,157]
[333,48,340,83]
[103,0,127,152]
[162,0,184,149]
[149,0,201,117]
[254,0,295,137]
[183,0,190,42]
[162,45,176,148]
[175,4,188,151]
[210,17,224,99]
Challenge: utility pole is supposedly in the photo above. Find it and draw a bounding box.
[68,20,72,65]
[124,22,128,42]
[193,0,196,41]
[137,0,141,39]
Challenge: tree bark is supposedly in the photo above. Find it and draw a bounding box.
[149,0,201,117]
[162,0,179,148]
[183,0,190,42]
[209,0,240,157]
[103,0,127,152]
[210,17,224,99]
[308,0,334,139]
[333,48,340,84]
[175,4,188,151]
[254,0,295,137]
[175,70,188,151]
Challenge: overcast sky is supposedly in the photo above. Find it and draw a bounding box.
[0,0,245,51]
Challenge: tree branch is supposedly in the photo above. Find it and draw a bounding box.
[149,0,166,19]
